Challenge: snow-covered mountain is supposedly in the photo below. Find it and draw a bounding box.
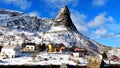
[0,6,108,55]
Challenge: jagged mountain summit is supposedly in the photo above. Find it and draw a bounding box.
[0,6,108,55]
[54,6,77,32]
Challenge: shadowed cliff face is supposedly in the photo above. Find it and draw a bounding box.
[54,6,78,32]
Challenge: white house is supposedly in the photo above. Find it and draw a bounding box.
[25,45,35,51]
[73,52,79,58]
[22,43,36,51]
[1,45,21,58]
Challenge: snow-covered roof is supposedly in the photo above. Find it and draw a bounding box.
[2,45,19,49]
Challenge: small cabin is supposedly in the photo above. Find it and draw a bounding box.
[0,45,21,58]
[22,43,36,51]
[25,45,35,51]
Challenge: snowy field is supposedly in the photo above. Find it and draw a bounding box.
[0,52,120,66]
[104,60,120,64]
[0,52,87,66]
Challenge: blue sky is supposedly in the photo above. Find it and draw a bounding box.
[0,0,120,48]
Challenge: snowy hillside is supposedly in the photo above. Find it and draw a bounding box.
[0,6,107,55]
[107,48,120,57]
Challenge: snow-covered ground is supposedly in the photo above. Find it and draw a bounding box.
[104,60,120,64]
[0,51,120,65]
[0,52,87,66]
[107,48,120,57]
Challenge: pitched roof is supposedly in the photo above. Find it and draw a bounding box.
[2,45,19,49]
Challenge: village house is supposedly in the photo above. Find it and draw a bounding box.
[0,45,21,58]
[47,43,60,52]
[22,43,36,51]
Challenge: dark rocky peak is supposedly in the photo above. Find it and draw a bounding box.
[54,6,78,32]
[55,6,70,20]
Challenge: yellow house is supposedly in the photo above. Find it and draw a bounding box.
[48,44,60,52]
[48,44,52,52]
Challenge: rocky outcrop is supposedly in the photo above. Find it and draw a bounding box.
[54,6,78,32]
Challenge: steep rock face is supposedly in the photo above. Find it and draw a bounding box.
[54,6,78,32]
[0,6,107,55]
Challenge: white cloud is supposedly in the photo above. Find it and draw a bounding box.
[76,25,88,33]
[114,35,120,38]
[104,34,120,38]
[93,27,108,37]
[71,10,88,32]
[28,11,40,17]
[88,12,115,27]
[44,0,79,9]
[92,0,108,7]
[107,23,120,33]
[92,27,115,39]
[0,0,31,10]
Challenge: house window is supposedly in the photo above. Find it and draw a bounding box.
[2,52,5,54]
[26,47,30,49]
[31,47,33,49]
[31,47,34,50]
